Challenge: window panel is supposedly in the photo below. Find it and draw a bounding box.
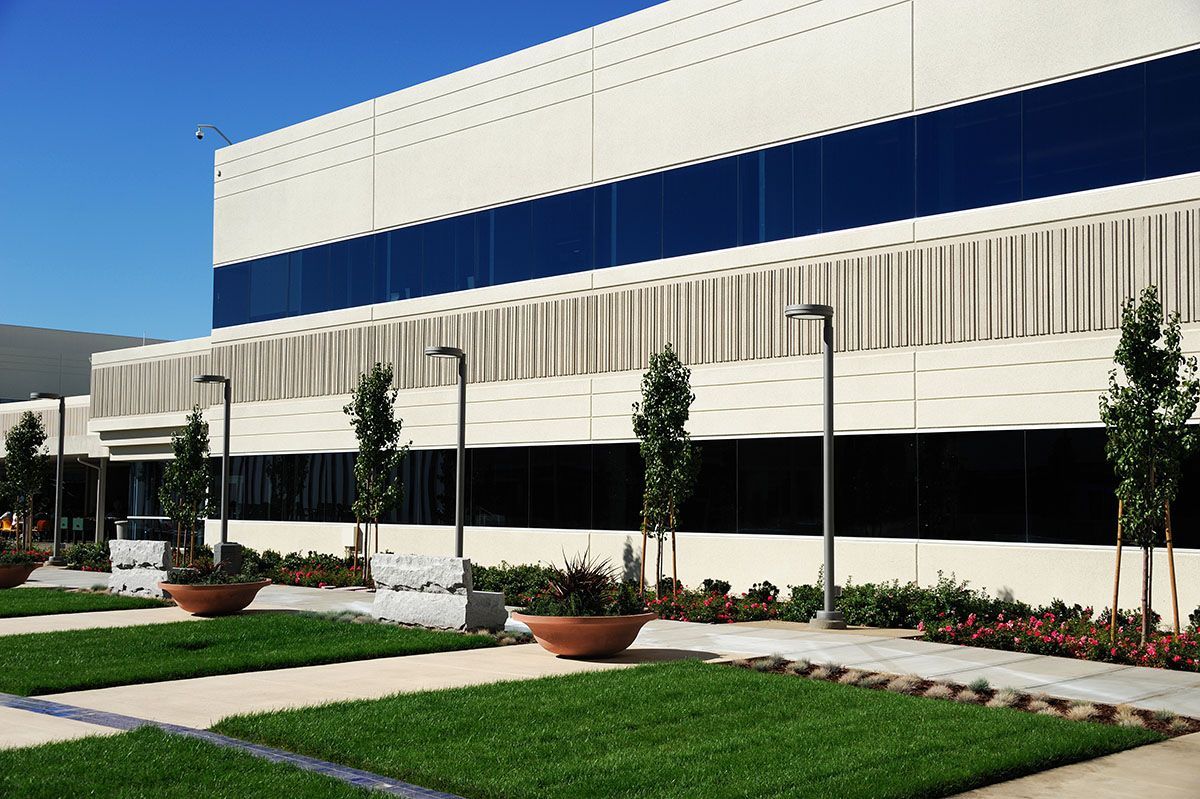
[916,93,1022,216]
[737,437,822,535]
[532,189,593,278]
[479,201,533,286]
[592,443,642,531]
[679,440,736,533]
[662,156,738,258]
[595,173,663,268]
[836,433,917,538]
[739,144,793,245]
[918,430,1025,542]
[1025,428,1115,546]
[792,138,822,236]
[212,262,249,328]
[1023,64,1145,199]
[529,445,591,529]
[345,235,375,308]
[377,227,421,303]
[326,240,353,312]
[1148,48,1200,179]
[469,447,529,527]
[248,255,289,323]
[394,449,456,526]
[295,244,332,316]
[823,118,915,231]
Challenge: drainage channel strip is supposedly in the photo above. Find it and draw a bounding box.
[0,692,464,799]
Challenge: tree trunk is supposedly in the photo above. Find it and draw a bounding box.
[1110,500,1123,645]
[669,503,678,597]
[638,515,648,598]
[1141,545,1151,645]
[656,532,664,596]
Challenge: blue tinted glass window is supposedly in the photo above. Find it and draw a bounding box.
[212,263,249,328]
[1148,49,1200,179]
[344,236,375,307]
[595,173,662,268]
[1023,64,1145,199]
[663,156,737,258]
[738,145,793,245]
[792,138,822,236]
[248,254,289,322]
[327,241,354,311]
[823,118,914,231]
[916,94,1021,216]
[377,227,420,302]
[480,201,532,286]
[531,188,593,278]
[422,216,477,296]
[296,244,331,315]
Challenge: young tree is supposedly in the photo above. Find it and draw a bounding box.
[159,406,212,566]
[344,363,409,582]
[2,412,49,548]
[1100,286,1199,643]
[632,343,698,597]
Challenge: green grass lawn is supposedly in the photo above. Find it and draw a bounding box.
[215,661,1162,799]
[0,588,168,618]
[0,727,371,799]
[0,613,495,695]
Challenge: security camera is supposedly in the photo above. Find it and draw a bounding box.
[195,128,204,140]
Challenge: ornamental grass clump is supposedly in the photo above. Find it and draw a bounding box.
[955,689,981,704]
[1066,703,1097,721]
[885,674,920,693]
[924,684,956,700]
[838,669,867,686]
[987,689,1021,708]
[520,551,643,617]
[1114,705,1145,727]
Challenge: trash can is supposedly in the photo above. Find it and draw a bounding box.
[114,520,129,540]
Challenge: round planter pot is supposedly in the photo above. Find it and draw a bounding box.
[512,611,656,658]
[0,563,38,589]
[159,579,272,616]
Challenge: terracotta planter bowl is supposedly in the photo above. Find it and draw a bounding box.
[159,579,271,616]
[0,564,38,589]
[512,611,656,658]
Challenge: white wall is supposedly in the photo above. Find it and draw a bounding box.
[211,0,1200,265]
[218,518,1200,617]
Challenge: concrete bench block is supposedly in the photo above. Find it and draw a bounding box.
[108,540,171,598]
[372,589,508,631]
[108,568,169,598]
[371,553,473,595]
[109,540,171,570]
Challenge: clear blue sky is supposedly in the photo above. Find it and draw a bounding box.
[0,0,661,341]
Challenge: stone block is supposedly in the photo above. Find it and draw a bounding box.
[108,540,171,570]
[372,589,508,631]
[108,568,169,598]
[371,554,473,595]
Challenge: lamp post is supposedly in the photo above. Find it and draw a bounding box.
[29,392,66,565]
[192,374,238,569]
[424,346,466,558]
[783,303,846,630]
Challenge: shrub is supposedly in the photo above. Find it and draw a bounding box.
[700,578,731,595]
[0,538,45,566]
[777,583,822,622]
[746,581,780,602]
[62,542,110,572]
[473,561,558,602]
[520,552,643,617]
[647,588,777,624]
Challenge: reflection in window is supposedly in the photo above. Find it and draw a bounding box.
[529,445,591,529]
[823,117,914,231]
[595,173,663,268]
[1148,48,1200,179]
[532,189,593,278]
[917,94,1021,216]
[1023,64,1145,199]
[836,433,917,538]
[469,447,529,527]
[918,430,1026,542]
[737,437,822,535]
[739,145,793,245]
[663,156,738,258]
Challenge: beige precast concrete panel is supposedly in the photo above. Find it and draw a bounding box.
[211,100,375,265]
[912,0,1200,110]
[592,0,913,181]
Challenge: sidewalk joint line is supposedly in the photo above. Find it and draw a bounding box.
[0,692,464,799]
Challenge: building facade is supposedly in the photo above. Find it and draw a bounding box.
[5,0,1200,611]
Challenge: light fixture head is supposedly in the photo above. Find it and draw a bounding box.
[30,392,64,401]
[192,374,229,384]
[195,127,204,140]
[784,303,834,321]
[424,345,464,359]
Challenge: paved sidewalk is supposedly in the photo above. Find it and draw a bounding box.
[952,731,1200,798]
[632,619,1200,716]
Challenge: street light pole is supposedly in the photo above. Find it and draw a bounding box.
[783,304,846,630]
[192,374,238,570]
[30,393,66,565]
[424,346,467,558]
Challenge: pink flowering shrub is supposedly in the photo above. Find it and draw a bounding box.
[646,588,778,624]
[922,609,1200,672]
